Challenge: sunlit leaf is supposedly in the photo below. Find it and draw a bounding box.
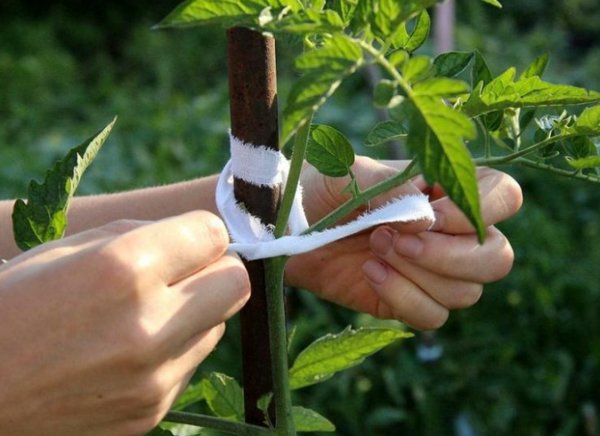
[306,124,355,177]
[565,155,600,170]
[413,77,469,97]
[402,55,433,83]
[289,327,412,390]
[172,381,206,411]
[407,96,484,241]
[201,373,244,422]
[520,53,549,79]
[293,406,336,432]
[481,0,502,7]
[464,69,600,116]
[12,118,116,251]
[392,10,431,52]
[573,106,600,135]
[365,121,407,147]
[282,34,363,145]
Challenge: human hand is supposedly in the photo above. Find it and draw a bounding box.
[286,156,522,330]
[0,211,250,436]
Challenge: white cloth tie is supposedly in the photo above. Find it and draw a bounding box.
[216,133,435,260]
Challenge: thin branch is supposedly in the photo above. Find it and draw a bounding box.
[163,411,273,435]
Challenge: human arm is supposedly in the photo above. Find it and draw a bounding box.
[0,211,250,435]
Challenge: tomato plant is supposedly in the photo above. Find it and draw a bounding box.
[11,1,600,435]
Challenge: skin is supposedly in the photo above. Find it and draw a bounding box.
[0,157,522,434]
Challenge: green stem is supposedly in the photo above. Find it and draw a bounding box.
[264,256,296,436]
[358,40,414,98]
[474,133,578,166]
[274,120,311,238]
[305,160,419,234]
[507,157,600,183]
[163,411,273,435]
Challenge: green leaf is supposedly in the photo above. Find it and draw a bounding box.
[464,69,600,116]
[156,0,300,29]
[402,55,433,83]
[374,79,397,107]
[172,381,206,411]
[392,10,431,52]
[413,77,470,97]
[12,118,116,251]
[289,326,412,390]
[293,406,336,432]
[282,34,363,145]
[370,0,438,45]
[365,120,408,147]
[146,427,176,436]
[201,373,244,422]
[264,9,345,33]
[481,0,502,7]
[565,155,600,170]
[471,50,493,88]
[573,106,600,135]
[434,51,473,78]
[520,53,549,79]
[306,124,355,177]
[407,96,485,241]
[332,0,359,23]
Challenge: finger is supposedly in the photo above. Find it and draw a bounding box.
[361,259,449,330]
[100,211,230,286]
[350,157,433,233]
[429,168,523,234]
[159,254,250,348]
[370,225,514,283]
[384,256,484,310]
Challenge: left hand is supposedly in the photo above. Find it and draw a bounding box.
[285,156,522,330]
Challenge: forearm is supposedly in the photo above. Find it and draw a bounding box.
[0,174,220,259]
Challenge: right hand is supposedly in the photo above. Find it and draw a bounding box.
[0,211,250,436]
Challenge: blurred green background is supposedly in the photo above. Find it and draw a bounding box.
[1,1,599,435]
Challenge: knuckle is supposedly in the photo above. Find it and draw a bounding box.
[197,211,229,254]
[91,240,142,288]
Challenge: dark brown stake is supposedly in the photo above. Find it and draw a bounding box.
[227,26,281,426]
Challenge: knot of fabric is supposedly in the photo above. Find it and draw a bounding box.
[215,133,435,260]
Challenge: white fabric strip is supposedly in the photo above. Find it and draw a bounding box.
[215,134,435,261]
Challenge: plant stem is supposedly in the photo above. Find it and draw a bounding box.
[274,120,311,238]
[511,158,600,183]
[305,160,419,234]
[163,411,273,435]
[473,133,578,166]
[264,256,296,436]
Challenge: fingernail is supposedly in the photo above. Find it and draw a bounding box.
[393,234,424,258]
[371,227,394,256]
[362,259,388,284]
[428,210,444,232]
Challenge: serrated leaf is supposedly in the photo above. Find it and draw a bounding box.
[365,121,408,147]
[156,0,300,29]
[172,381,206,411]
[201,373,244,422]
[333,0,359,23]
[433,51,473,78]
[264,8,345,33]
[402,55,433,83]
[407,96,485,241]
[392,10,431,52]
[574,106,600,135]
[413,77,469,97]
[289,327,412,390]
[282,34,363,145]
[306,124,355,177]
[293,406,336,432]
[565,155,600,170]
[521,53,549,79]
[12,118,116,251]
[481,0,502,7]
[464,70,600,116]
[374,80,396,107]
[370,0,438,45]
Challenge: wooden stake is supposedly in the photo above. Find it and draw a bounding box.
[227,26,280,426]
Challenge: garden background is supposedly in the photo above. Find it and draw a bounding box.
[1,1,599,434]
